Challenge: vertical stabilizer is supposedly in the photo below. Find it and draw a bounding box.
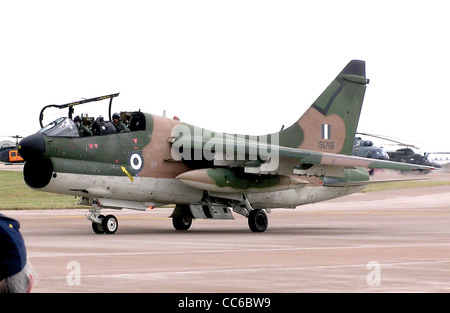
[278,60,369,155]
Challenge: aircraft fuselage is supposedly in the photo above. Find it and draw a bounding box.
[21,113,366,211]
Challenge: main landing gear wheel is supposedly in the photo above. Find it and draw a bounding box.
[172,216,192,231]
[91,214,118,234]
[248,209,268,232]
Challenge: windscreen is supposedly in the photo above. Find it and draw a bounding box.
[39,117,79,137]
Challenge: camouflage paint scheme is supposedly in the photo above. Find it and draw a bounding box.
[18,60,432,231]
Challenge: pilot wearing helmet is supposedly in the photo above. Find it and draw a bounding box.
[74,116,93,137]
[112,113,130,133]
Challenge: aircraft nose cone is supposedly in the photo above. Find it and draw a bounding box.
[18,133,46,161]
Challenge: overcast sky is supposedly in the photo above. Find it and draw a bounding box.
[1,0,449,152]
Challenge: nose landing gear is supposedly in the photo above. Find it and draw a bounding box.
[86,204,119,235]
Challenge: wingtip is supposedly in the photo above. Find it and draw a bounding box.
[342,59,366,77]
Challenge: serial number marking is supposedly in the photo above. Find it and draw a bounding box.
[222,297,271,309]
[318,141,334,150]
[178,296,271,310]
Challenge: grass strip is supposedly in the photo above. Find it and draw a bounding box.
[0,171,83,209]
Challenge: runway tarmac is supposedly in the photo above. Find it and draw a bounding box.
[3,171,450,293]
[0,163,24,171]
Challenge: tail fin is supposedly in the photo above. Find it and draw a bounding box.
[279,60,369,155]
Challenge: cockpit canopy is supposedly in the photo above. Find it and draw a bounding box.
[39,111,146,137]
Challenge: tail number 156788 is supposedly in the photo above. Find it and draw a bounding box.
[318,141,334,150]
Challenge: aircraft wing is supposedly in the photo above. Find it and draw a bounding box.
[170,134,433,176]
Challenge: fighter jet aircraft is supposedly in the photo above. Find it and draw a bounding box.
[18,60,432,234]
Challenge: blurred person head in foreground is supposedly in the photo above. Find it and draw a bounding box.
[0,214,33,293]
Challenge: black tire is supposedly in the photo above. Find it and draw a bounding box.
[172,216,192,231]
[92,222,104,234]
[248,209,268,232]
[102,215,118,234]
[91,214,105,234]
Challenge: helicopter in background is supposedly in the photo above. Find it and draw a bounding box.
[387,148,435,172]
[0,135,24,164]
[354,132,436,174]
[352,136,389,175]
[352,137,389,160]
